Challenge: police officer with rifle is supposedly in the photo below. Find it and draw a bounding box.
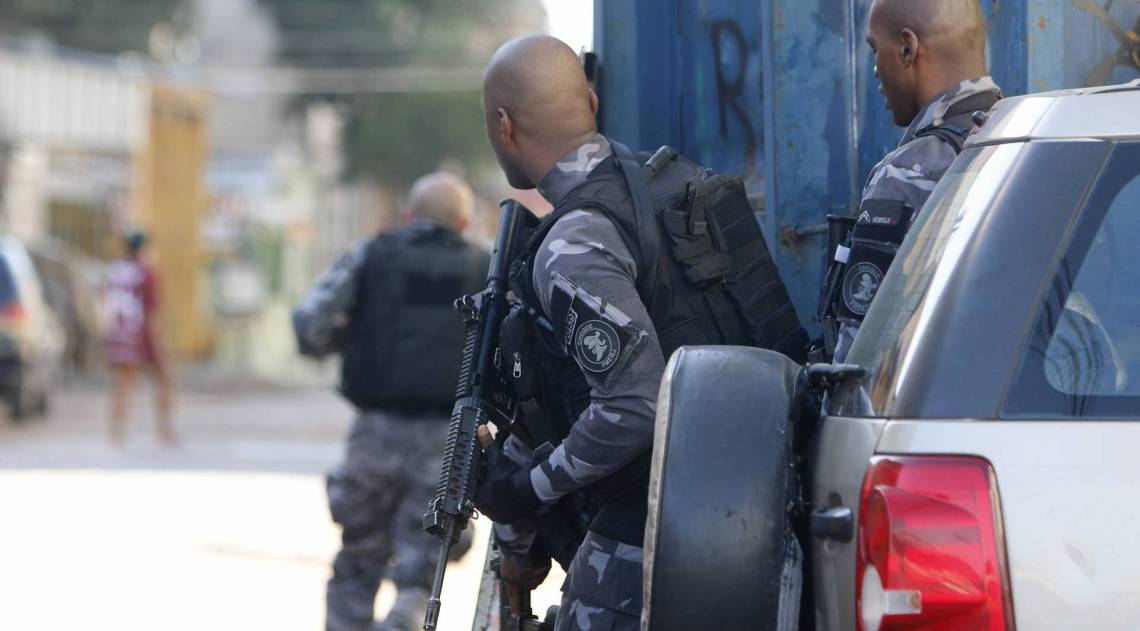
[422,198,541,630]
[425,34,807,631]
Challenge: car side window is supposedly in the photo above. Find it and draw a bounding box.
[1005,143,1140,418]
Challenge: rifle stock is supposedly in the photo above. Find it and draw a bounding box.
[422,199,533,631]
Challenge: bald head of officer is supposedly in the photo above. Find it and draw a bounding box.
[404,171,475,233]
[868,0,988,126]
[481,34,598,190]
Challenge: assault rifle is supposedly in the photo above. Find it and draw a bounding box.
[422,199,539,631]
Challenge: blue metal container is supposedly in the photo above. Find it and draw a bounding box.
[594,0,1140,333]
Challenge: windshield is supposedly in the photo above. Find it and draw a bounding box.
[845,143,1024,410]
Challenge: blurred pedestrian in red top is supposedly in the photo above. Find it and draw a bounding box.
[104,231,174,445]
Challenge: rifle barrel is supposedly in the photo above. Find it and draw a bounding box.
[423,522,455,630]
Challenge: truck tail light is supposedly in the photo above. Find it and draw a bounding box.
[856,456,1014,631]
[1,301,25,325]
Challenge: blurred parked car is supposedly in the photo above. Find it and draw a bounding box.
[0,236,64,419]
[28,237,104,377]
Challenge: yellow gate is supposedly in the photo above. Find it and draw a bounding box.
[133,83,212,359]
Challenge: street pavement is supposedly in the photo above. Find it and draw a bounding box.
[0,377,562,630]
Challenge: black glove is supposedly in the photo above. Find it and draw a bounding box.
[474,442,541,524]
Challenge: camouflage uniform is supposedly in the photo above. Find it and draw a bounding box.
[325,411,451,631]
[294,239,471,631]
[834,76,1003,361]
[495,135,664,631]
[294,242,366,358]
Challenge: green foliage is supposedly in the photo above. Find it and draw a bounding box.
[0,0,182,54]
[256,0,539,188]
[1,0,540,190]
[255,0,495,67]
[342,90,490,186]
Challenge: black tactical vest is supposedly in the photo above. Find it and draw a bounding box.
[342,222,490,414]
[508,143,807,544]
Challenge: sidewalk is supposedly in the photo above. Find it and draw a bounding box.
[0,383,551,631]
[0,376,348,473]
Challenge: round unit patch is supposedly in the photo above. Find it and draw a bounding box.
[842,261,884,316]
[575,320,621,373]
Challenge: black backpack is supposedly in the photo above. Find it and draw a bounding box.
[534,142,809,362]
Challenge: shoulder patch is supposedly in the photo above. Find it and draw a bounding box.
[853,199,915,245]
[575,320,621,373]
[842,260,884,316]
[546,273,644,382]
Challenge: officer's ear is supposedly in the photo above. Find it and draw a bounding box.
[588,89,599,117]
[899,28,918,68]
[497,107,515,147]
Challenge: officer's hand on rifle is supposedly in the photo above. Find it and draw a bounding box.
[501,554,552,618]
[500,555,552,591]
[474,437,542,524]
[477,424,494,449]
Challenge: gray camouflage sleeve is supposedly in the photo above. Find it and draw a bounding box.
[292,241,367,358]
[861,135,957,212]
[527,209,665,502]
[834,136,960,363]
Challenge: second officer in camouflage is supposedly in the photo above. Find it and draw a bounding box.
[821,0,1002,361]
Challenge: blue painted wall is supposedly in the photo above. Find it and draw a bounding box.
[595,0,1140,334]
[592,1,771,205]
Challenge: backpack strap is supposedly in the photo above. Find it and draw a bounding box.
[520,142,666,308]
[914,90,1001,154]
[915,125,970,153]
[610,141,662,301]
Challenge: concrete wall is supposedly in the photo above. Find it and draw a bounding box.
[0,51,148,154]
[0,50,149,245]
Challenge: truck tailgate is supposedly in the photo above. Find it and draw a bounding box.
[877,420,1140,630]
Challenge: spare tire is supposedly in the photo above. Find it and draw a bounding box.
[643,346,804,631]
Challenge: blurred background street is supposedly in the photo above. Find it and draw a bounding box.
[0,1,584,628]
[0,373,562,630]
[0,0,588,386]
[1,0,1136,628]
[0,380,349,630]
